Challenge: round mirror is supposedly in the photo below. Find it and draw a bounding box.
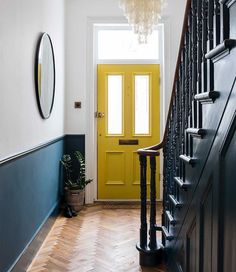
[35,33,55,119]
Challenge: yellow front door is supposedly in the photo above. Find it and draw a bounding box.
[97,64,160,199]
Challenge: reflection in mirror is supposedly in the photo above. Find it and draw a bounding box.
[35,33,55,119]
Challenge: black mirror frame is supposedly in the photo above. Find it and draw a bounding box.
[35,32,56,119]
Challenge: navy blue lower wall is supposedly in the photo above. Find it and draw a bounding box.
[0,138,64,272]
[65,134,85,157]
[0,134,85,272]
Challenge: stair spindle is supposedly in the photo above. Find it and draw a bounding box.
[220,1,229,42]
[192,0,198,129]
[214,0,221,47]
[139,155,147,249]
[202,0,208,93]
[149,156,157,250]
[207,0,215,93]
[197,0,203,127]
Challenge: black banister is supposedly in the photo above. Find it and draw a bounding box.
[137,0,231,268]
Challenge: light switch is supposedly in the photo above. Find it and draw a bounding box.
[74,101,81,108]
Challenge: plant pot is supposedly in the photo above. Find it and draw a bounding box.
[65,188,85,212]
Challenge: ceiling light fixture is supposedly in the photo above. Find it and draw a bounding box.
[119,0,166,44]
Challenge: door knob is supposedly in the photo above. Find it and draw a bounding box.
[95,112,105,118]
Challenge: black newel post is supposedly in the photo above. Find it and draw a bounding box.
[137,154,163,267]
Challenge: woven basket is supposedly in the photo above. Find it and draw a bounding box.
[65,188,85,212]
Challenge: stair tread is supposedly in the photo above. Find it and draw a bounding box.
[169,194,182,208]
[179,155,196,166]
[165,210,177,225]
[162,226,174,241]
[186,128,206,138]
[205,39,236,61]
[174,177,190,190]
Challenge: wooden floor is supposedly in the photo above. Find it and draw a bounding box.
[28,204,166,272]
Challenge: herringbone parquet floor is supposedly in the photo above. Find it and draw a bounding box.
[27,204,166,272]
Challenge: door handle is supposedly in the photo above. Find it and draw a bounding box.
[95,112,105,118]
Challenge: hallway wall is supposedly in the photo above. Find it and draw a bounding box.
[0,1,65,271]
[0,0,65,161]
[64,0,187,134]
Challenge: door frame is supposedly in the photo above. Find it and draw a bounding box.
[85,17,170,203]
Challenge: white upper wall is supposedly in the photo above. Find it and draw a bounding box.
[65,0,187,134]
[0,0,186,160]
[0,0,65,160]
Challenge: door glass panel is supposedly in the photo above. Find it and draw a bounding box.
[135,75,150,135]
[107,75,123,135]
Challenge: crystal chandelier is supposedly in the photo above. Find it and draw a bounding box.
[119,0,165,44]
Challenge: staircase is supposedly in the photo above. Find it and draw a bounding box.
[137,0,236,271]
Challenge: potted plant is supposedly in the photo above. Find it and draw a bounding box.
[60,151,92,215]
